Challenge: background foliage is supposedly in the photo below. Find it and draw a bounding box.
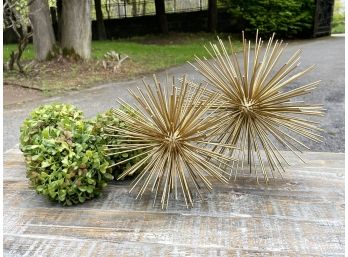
[332,0,345,33]
[220,0,315,38]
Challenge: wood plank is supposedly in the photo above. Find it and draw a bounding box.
[6,235,341,257]
[4,181,344,219]
[3,207,344,253]
[3,148,345,256]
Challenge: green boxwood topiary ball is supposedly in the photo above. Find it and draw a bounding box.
[92,107,144,178]
[20,104,113,205]
[20,103,84,150]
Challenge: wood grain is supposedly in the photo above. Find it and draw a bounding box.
[3,148,345,256]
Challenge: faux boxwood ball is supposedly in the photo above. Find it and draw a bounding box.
[92,108,144,178]
[20,104,113,205]
[20,103,84,150]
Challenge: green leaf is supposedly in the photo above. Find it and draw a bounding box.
[86,171,92,178]
[31,155,40,161]
[36,185,45,192]
[86,186,94,193]
[87,178,95,185]
[42,127,50,138]
[29,145,40,150]
[61,141,69,150]
[62,156,69,166]
[100,163,108,173]
[41,161,51,168]
[86,150,93,157]
[49,189,57,198]
[58,190,66,201]
[104,173,114,180]
[78,195,86,203]
[40,171,49,178]
[82,156,88,164]
[78,186,87,192]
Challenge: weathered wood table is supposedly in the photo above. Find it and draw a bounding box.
[4,148,344,256]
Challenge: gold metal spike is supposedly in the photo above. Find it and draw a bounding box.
[190,31,325,182]
[105,75,237,209]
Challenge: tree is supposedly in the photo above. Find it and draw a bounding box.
[131,0,137,16]
[29,0,56,61]
[142,0,146,16]
[105,0,111,19]
[61,0,91,59]
[208,0,217,32]
[94,0,107,40]
[4,0,32,72]
[56,0,62,42]
[155,0,168,34]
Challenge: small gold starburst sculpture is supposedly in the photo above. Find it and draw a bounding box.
[105,75,236,208]
[190,32,325,181]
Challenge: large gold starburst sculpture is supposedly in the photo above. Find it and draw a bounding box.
[190,32,325,182]
[105,75,237,208]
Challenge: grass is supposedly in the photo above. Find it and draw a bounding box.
[4,44,35,61]
[4,33,242,94]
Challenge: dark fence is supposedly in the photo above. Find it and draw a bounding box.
[4,8,239,44]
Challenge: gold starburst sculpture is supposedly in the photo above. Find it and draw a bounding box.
[190,32,325,181]
[105,75,236,208]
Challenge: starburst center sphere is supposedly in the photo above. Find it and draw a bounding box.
[240,100,254,113]
[165,131,179,144]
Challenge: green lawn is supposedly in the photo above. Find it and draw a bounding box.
[92,41,212,71]
[4,33,241,70]
[4,44,35,61]
[4,33,242,93]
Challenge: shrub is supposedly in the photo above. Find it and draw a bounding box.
[19,103,144,205]
[20,104,113,205]
[20,103,84,150]
[221,0,315,38]
[92,107,144,178]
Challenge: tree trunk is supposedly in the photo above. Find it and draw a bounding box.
[132,0,137,16]
[208,0,217,32]
[142,0,146,16]
[94,0,107,40]
[50,7,58,40]
[28,0,56,61]
[61,0,91,59]
[105,0,111,19]
[155,0,168,34]
[56,0,62,42]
